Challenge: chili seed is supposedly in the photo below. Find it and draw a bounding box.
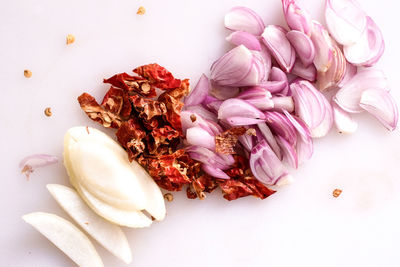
[333,189,342,198]
[137,6,146,15]
[24,70,32,78]
[66,34,75,45]
[190,114,197,122]
[44,107,52,117]
[164,193,174,202]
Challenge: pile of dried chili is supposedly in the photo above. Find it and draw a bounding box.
[78,63,275,200]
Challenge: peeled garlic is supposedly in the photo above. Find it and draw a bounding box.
[22,212,104,267]
[63,127,166,226]
[47,184,133,263]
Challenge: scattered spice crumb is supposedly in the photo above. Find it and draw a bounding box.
[44,107,52,117]
[164,193,174,202]
[86,126,90,134]
[246,128,256,136]
[21,165,33,180]
[84,222,89,225]
[190,114,197,122]
[24,70,32,78]
[137,6,146,15]
[199,192,206,200]
[66,34,75,45]
[333,188,342,198]
[151,216,156,221]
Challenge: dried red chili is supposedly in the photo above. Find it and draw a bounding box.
[78,63,275,201]
[158,93,184,134]
[215,127,247,154]
[138,150,192,191]
[78,93,122,128]
[101,86,132,119]
[115,118,146,161]
[104,73,156,97]
[133,63,181,89]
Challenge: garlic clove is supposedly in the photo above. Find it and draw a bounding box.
[68,139,148,211]
[64,127,166,223]
[47,184,132,263]
[22,212,104,267]
[77,183,152,228]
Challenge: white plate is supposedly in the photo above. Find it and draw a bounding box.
[1,0,400,266]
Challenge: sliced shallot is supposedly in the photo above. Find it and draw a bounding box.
[283,111,313,165]
[202,164,230,179]
[237,88,274,110]
[334,68,388,113]
[286,30,315,66]
[359,89,398,131]
[272,96,295,113]
[281,0,313,36]
[184,74,210,107]
[291,80,327,135]
[291,61,317,82]
[310,21,334,72]
[250,140,289,185]
[276,135,298,169]
[316,45,346,91]
[332,100,358,134]
[261,25,296,73]
[264,111,297,145]
[325,0,367,46]
[185,105,218,122]
[343,16,385,67]
[210,45,264,87]
[186,127,216,151]
[224,6,265,36]
[337,61,357,88]
[20,154,58,178]
[218,98,266,122]
[226,31,262,51]
[257,123,282,159]
[310,93,333,138]
[209,82,240,100]
[186,146,234,170]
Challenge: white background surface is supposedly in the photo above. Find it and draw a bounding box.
[1,0,400,266]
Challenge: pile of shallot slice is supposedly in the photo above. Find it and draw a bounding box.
[182,0,398,187]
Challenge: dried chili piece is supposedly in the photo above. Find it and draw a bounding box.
[187,173,219,199]
[164,78,190,100]
[215,127,247,154]
[133,63,181,89]
[151,126,180,145]
[138,150,192,191]
[218,176,275,201]
[218,179,254,200]
[146,126,180,155]
[104,73,156,97]
[218,155,276,200]
[158,93,184,134]
[100,86,133,119]
[130,95,167,120]
[115,118,146,161]
[78,93,122,128]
